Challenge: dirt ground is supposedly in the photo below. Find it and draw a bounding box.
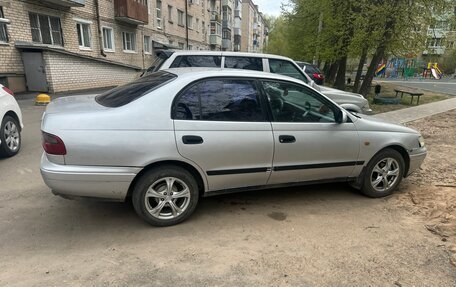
[0,100,455,286]
[397,109,456,266]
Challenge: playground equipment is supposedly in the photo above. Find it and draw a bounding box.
[423,62,443,79]
[375,63,386,77]
[375,58,424,78]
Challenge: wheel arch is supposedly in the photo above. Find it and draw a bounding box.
[3,111,21,131]
[127,160,207,198]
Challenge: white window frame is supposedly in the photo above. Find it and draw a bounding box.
[143,35,151,54]
[75,18,92,50]
[0,7,10,44]
[122,31,136,53]
[156,0,162,29]
[187,15,193,30]
[101,26,115,52]
[177,10,184,26]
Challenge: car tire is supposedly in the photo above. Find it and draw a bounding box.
[0,115,21,158]
[361,149,405,198]
[132,165,199,227]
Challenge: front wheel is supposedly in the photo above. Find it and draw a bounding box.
[0,115,21,158]
[361,149,405,198]
[132,166,199,227]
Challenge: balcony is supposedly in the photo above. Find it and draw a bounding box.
[234,27,241,36]
[222,19,232,30]
[210,34,222,46]
[34,0,85,7]
[210,11,222,23]
[234,44,241,51]
[222,39,232,49]
[114,0,149,25]
[234,9,241,18]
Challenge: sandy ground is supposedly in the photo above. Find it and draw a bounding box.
[398,109,456,266]
[0,100,455,286]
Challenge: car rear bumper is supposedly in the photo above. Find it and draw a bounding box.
[40,153,140,201]
[407,148,427,176]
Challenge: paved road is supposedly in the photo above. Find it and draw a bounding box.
[376,78,456,96]
[1,100,455,286]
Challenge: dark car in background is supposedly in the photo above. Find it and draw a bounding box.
[296,61,325,85]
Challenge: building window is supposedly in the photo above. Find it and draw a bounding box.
[168,5,173,23]
[188,45,193,50]
[195,18,199,32]
[122,31,136,52]
[178,42,184,49]
[76,22,92,49]
[177,10,184,26]
[187,15,193,30]
[102,27,114,51]
[29,13,63,46]
[144,35,151,54]
[0,7,9,43]
[202,20,205,34]
[156,0,162,29]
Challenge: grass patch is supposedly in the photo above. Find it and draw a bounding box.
[366,83,450,114]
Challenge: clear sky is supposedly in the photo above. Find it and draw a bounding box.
[254,0,288,16]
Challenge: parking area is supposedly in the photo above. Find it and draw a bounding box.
[1,99,455,286]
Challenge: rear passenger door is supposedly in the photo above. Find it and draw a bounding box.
[173,78,274,192]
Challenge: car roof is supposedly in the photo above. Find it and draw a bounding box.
[161,67,309,86]
[162,50,295,61]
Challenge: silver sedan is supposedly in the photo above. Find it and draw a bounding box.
[40,69,426,226]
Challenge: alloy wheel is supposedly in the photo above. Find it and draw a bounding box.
[370,157,400,192]
[4,121,20,152]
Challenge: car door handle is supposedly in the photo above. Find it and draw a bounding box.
[279,135,296,143]
[182,135,204,145]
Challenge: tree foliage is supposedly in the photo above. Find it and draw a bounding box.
[266,0,450,95]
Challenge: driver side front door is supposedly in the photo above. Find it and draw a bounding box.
[261,80,361,185]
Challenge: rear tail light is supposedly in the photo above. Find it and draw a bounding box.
[2,86,14,97]
[42,132,67,155]
[313,73,325,80]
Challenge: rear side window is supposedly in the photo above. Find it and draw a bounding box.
[269,59,307,83]
[224,56,263,71]
[304,65,319,74]
[96,71,176,107]
[174,78,265,122]
[170,55,222,68]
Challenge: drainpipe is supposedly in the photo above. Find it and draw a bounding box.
[94,0,106,57]
[185,0,189,49]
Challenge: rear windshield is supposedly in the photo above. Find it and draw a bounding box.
[96,71,177,107]
[170,55,222,68]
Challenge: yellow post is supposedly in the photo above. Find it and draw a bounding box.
[35,93,51,106]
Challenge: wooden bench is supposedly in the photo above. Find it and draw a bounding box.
[394,88,424,105]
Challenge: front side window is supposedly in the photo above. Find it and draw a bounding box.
[76,22,91,49]
[96,71,176,107]
[174,79,265,122]
[29,13,63,46]
[224,56,263,71]
[0,7,8,43]
[102,27,114,51]
[269,59,307,83]
[170,55,221,68]
[262,80,336,123]
[122,31,136,51]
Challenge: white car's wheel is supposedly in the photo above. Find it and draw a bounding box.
[132,165,199,226]
[0,115,21,158]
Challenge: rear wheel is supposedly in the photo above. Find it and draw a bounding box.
[132,166,199,227]
[0,115,21,158]
[361,149,405,198]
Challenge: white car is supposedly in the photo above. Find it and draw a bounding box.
[146,51,373,114]
[0,84,23,157]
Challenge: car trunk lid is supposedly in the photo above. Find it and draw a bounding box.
[45,94,108,115]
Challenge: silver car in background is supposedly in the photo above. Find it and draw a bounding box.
[40,69,426,226]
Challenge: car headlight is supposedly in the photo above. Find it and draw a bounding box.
[418,136,425,147]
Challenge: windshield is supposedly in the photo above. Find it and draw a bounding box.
[96,71,177,107]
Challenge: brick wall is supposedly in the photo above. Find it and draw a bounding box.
[43,50,138,93]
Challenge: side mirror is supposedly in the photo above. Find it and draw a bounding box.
[335,109,347,124]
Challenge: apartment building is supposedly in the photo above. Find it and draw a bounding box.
[240,0,266,53]
[422,4,456,59]
[0,0,266,93]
